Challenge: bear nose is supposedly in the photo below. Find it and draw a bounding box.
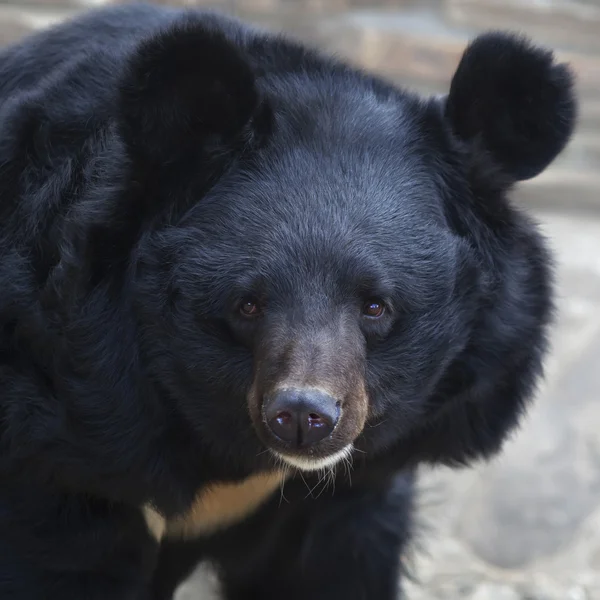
[264,389,340,448]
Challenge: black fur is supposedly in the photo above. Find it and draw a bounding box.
[119,15,263,164]
[0,4,576,600]
[446,31,576,180]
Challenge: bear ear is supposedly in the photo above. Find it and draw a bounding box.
[119,19,261,164]
[445,32,577,181]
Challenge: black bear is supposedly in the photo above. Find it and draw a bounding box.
[0,3,576,599]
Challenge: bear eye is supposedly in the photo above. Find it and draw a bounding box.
[362,299,386,319]
[239,297,261,318]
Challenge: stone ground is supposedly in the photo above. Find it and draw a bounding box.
[1,1,599,598]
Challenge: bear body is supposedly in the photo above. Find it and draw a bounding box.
[0,3,576,599]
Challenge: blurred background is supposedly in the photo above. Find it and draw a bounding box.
[3,1,599,598]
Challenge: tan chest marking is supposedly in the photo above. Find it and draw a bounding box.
[142,504,167,541]
[143,471,287,542]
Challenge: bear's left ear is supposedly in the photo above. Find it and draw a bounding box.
[118,18,263,165]
[445,32,577,180]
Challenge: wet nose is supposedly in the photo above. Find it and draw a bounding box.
[264,388,340,448]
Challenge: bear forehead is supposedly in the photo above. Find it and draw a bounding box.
[180,142,458,288]
[191,154,451,263]
[175,71,450,238]
[197,124,446,226]
[175,194,459,312]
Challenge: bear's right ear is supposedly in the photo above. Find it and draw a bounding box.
[119,19,262,165]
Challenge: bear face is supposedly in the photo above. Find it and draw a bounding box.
[122,18,576,476]
[133,95,475,472]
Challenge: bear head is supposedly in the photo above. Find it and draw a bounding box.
[119,18,576,478]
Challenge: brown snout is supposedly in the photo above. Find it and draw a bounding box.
[248,318,369,466]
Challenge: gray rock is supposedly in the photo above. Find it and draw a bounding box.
[469,584,520,600]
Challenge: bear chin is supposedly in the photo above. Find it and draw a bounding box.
[271,444,355,472]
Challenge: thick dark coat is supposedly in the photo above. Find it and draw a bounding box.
[0,3,576,599]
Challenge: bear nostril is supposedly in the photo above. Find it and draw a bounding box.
[301,410,335,446]
[275,410,296,428]
[268,409,298,444]
[263,389,339,448]
[276,411,293,425]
